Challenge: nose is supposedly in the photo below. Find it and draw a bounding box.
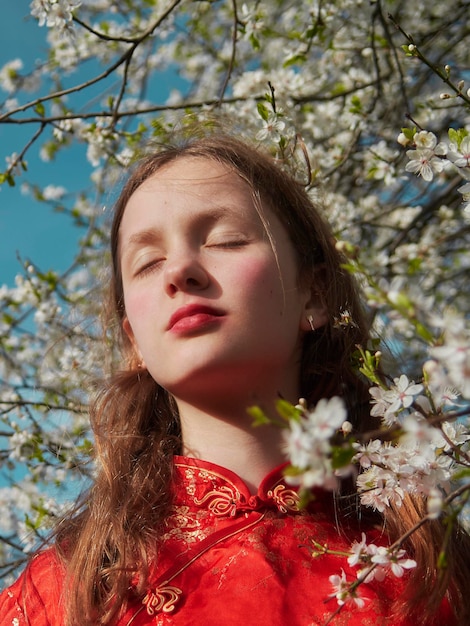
[163,251,210,296]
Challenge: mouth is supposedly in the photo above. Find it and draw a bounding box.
[167,304,225,332]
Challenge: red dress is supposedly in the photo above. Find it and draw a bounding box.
[0,456,456,625]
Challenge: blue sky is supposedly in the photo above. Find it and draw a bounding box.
[0,4,186,288]
[0,3,87,286]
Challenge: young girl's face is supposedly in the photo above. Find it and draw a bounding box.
[119,157,322,405]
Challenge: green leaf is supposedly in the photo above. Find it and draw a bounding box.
[249,33,260,51]
[452,467,470,481]
[247,405,271,426]
[448,127,468,148]
[34,102,45,117]
[407,257,423,273]
[297,488,313,509]
[414,322,434,343]
[437,549,448,570]
[283,53,307,68]
[283,464,303,477]
[275,399,301,422]
[5,172,15,187]
[331,445,356,470]
[256,102,270,122]
[349,95,362,115]
[340,262,359,275]
[401,127,416,141]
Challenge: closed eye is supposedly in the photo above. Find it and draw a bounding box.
[208,239,249,249]
[134,258,164,277]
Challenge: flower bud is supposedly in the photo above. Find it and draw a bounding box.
[295,398,307,411]
[397,132,409,146]
[427,488,443,519]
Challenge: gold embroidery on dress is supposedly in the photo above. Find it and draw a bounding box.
[142,585,183,615]
[194,485,239,517]
[138,512,267,621]
[268,484,300,513]
[164,505,208,543]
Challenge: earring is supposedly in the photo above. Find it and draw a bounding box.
[307,315,315,332]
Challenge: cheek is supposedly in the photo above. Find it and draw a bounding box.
[123,290,155,338]
[230,256,286,308]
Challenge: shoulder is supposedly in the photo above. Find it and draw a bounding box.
[0,548,65,626]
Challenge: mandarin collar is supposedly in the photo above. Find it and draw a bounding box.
[172,455,326,517]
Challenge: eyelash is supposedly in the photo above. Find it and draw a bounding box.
[133,240,248,277]
[209,239,247,248]
[135,259,163,277]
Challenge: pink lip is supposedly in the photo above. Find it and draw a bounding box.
[167,304,225,332]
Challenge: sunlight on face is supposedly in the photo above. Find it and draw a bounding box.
[119,156,312,405]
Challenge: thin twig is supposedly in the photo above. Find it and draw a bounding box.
[388,13,470,105]
[4,122,46,178]
[218,0,239,104]
[73,16,139,44]
[0,0,184,123]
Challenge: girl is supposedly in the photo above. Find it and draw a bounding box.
[1,134,468,625]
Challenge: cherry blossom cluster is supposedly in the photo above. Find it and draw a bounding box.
[355,436,454,514]
[30,0,81,31]
[400,129,470,213]
[284,334,470,517]
[430,313,470,400]
[347,533,417,583]
[283,396,350,491]
[328,533,417,609]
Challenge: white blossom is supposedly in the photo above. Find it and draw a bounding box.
[0,59,23,93]
[405,131,448,181]
[240,3,265,41]
[368,545,416,579]
[30,0,81,29]
[381,375,424,425]
[447,135,470,168]
[329,569,365,608]
[369,386,390,418]
[256,113,286,142]
[347,533,417,583]
[427,488,444,519]
[405,148,445,181]
[284,397,348,490]
[458,182,470,214]
[355,436,454,513]
[5,152,23,176]
[431,323,470,398]
[42,184,66,200]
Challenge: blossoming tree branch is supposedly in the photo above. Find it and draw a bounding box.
[0,0,469,615]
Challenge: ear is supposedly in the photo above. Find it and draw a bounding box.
[122,316,146,366]
[299,271,328,333]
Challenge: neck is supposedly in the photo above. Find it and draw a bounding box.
[177,398,287,493]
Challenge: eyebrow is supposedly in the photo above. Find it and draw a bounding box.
[126,227,162,248]
[119,227,162,264]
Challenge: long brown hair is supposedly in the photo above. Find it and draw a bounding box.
[55,134,470,625]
